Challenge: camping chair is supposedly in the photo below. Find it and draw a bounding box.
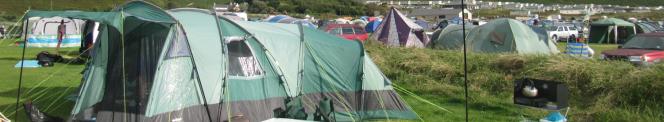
[565,43,594,58]
[0,112,10,122]
[314,98,335,122]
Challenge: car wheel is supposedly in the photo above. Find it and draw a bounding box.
[551,35,558,41]
[569,35,576,42]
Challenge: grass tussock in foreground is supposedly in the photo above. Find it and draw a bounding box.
[364,41,664,121]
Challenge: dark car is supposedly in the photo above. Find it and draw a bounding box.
[601,32,664,65]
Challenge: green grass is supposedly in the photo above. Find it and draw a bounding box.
[0,39,85,121]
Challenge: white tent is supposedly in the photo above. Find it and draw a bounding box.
[27,16,85,47]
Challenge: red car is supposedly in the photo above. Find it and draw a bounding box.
[601,32,664,65]
[324,24,368,42]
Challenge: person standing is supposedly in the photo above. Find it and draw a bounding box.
[0,25,5,37]
[56,20,66,53]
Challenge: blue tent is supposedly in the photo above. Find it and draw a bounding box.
[365,19,382,33]
[415,20,429,29]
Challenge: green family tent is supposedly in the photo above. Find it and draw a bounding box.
[429,24,475,50]
[588,18,636,44]
[466,18,559,54]
[17,1,417,122]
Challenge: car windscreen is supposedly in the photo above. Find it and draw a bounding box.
[328,28,342,35]
[622,36,664,50]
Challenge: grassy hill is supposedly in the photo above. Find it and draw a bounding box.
[364,41,664,121]
[483,0,664,6]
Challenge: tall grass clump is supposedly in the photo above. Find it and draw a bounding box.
[363,40,664,121]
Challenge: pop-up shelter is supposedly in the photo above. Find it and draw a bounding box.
[466,18,559,54]
[588,18,636,44]
[371,7,429,48]
[15,1,417,122]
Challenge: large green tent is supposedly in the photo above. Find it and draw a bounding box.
[588,18,636,44]
[18,1,417,122]
[429,24,475,50]
[466,18,559,54]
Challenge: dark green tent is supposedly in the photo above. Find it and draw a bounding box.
[18,1,417,122]
[588,18,636,44]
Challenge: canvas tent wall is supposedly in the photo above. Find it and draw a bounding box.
[430,24,475,50]
[26,16,85,47]
[21,1,207,122]
[19,1,417,121]
[171,8,417,122]
[588,18,636,44]
[466,18,559,54]
[371,7,430,48]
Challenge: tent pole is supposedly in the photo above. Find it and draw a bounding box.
[461,0,469,122]
[614,26,618,44]
[632,26,636,35]
[177,24,213,122]
[211,3,230,121]
[15,18,28,122]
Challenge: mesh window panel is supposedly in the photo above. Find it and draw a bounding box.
[227,41,262,77]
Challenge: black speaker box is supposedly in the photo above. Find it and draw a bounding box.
[514,78,569,110]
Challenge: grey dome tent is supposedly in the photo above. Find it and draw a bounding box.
[16,1,417,122]
[430,24,475,50]
[466,18,559,54]
[371,7,430,48]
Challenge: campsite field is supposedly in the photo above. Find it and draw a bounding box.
[0,39,663,121]
[0,39,83,122]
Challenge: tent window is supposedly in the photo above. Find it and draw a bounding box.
[166,29,191,59]
[228,41,263,77]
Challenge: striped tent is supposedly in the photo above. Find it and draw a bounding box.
[371,8,429,48]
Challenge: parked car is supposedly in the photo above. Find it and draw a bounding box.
[546,25,579,42]
[324,24,368,42]
[601,32,664,65]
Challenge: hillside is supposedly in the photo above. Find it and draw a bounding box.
[483,0,664,6]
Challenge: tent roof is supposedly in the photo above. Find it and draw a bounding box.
[591,18,635,26]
